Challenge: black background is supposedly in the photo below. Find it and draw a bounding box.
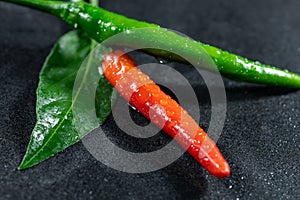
[0,0,299,199]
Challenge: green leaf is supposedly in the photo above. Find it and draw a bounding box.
[18,30,113,169]
[96,74,116,124]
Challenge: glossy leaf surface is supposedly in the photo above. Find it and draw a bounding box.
[19,30,113,169]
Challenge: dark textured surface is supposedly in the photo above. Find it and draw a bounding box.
[0,0,299,199]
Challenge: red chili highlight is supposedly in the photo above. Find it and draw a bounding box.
[102,50,230,178]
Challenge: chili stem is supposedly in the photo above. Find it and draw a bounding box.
[2,0,300,88]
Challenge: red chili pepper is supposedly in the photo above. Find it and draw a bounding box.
[102,50,230,178]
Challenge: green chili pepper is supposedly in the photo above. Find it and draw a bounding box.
[3,0,300,88]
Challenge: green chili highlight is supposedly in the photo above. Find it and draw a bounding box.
[2,0,300,88]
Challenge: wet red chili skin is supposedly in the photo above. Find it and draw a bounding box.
[102,50,230,178]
